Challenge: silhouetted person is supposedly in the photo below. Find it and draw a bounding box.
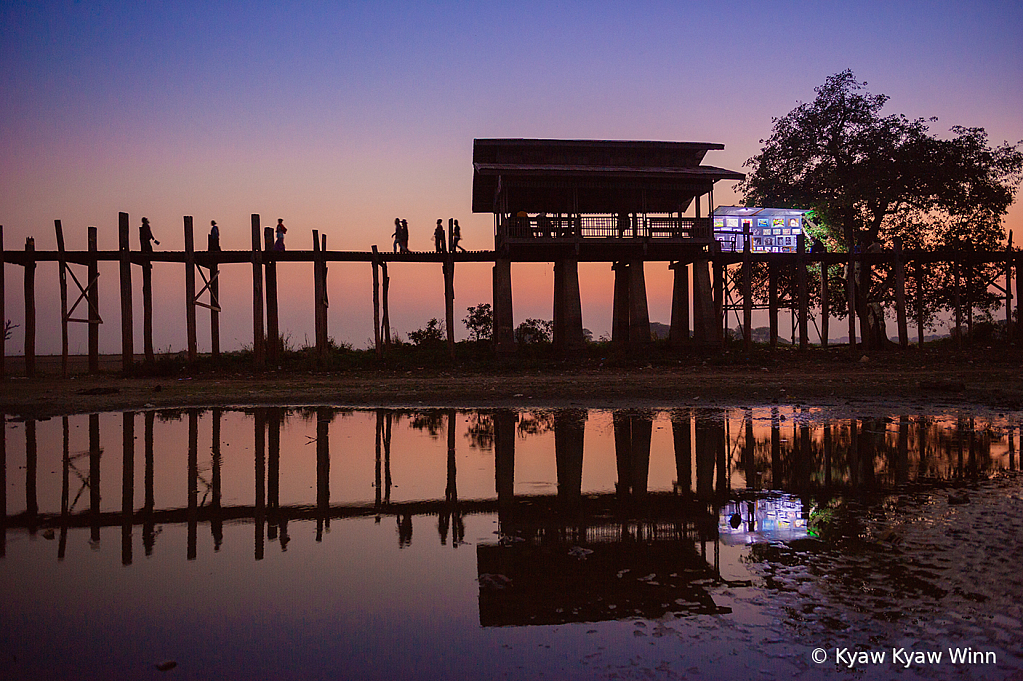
[434,219,446,253]
[392,218,401,253]
[209,220,220,251]
[274,218,287,251]
[810,236,824,253]
[451,219,465,252]
[400,219,410,252]
[139,217,159,252]
[616,212,628,238]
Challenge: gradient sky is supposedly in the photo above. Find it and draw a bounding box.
[2,1,1022,355]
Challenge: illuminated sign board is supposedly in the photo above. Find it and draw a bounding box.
[712,207,809,253]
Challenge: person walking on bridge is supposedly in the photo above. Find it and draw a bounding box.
[434,219,447,253]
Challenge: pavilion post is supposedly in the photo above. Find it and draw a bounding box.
[553,258,584,353]
[669,261,689,349]
[627,260,651,347]
[118,212,133,372]
[819,257,829,347]
[611,261,630,347]
[493,258,515,353]
[713,254,724,344]
[847,250,857,352]
[768,262,778,348]
[742,225,752,352]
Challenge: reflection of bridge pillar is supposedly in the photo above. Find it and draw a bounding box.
[554,410,585,500]
[144,411,155,556]
[187,409,198,561]
[494,411,517,505]
[87,416,98,542]
[695,413,723,499]
[553,259,584,353]
[743,408,757,491]
[669,262,689,348]
[2,414,7,557]
[254,409,266,560]
[122,412,134,566]
[692,260,719,349]
[211,408,223,551]
[493,258,515,353]
[614,411,652,497]
[316,408,331,542]
[671,409,692,494]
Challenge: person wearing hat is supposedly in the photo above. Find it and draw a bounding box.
[209,220,220,251]
[274,219,287,251]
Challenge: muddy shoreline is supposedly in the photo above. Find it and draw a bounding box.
[4,348,1021,418]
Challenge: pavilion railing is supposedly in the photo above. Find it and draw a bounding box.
[500,215,712,242]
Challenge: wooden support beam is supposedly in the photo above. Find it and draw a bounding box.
[819,259,829,347]
[796,235,807,351]
[894,236,908,348]
[210,250,220,360]
[381,260,391,349]
[742,227,752,353]
[553,258,584,353]
[372,245,382,357]
[263,226,279,364]
[444,255,456,358]
[847,251,857,352]
[713,255,724,345]
[315,232,328,359]
[118,212,133,372]
[0,226,4,380]
[56,220,69,378]
[768,262,778,348]
[23,237,35,378]
[668,262,689,349]
[88,227,99,373]
[251,215,265,368]
[611,261,629,347]
[627,260,652,347]
[184,217,198,363]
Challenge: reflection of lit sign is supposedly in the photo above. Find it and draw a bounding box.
[713,207,808,253]
[718,495,807,544]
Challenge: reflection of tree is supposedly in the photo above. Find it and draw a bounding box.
[409,411,445,438]
[464,412,494,452]
[517,410,555,437]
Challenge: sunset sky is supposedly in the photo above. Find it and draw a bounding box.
[2,1,1021,354]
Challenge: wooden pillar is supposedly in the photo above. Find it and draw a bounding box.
[668,262,689,349]
[250,215,265,368]
[493,258,515,353]
[553,258,584,353]
[797,235,808,351]
[314,232,329,359]
[954,250,962,349]
[611,261,630,347]
[141,227,154,365]
[916,261,926,346]
[1002,231,1010,333]
[444,256,456,358]
[847,250,857,351]
[184,217,198,363]
[263,226,279,364]
[56,221,69,378]
[857,247,871,352]
[118,212,133,372]
[23,237,35,378]
[768,261,778,348]
[372,246,382,357]
[819,258,829,347]
[894,236,908,348]
[381,260,391,349]
[0,226,4,380]
[210,251,220,361]
[713,255,724,344]
[1016,252,1022,343]
[742,227,752,352]
[627,259,651,347]
[88,227,99,373]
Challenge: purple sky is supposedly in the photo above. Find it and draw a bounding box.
[2,1,1021,354]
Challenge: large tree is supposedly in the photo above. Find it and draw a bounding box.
[739,70,1023,342]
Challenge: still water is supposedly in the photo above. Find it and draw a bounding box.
[1,407,1021,680]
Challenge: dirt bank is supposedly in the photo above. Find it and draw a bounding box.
[3,346,1021,418]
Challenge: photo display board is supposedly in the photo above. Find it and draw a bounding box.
[712,207,808,253]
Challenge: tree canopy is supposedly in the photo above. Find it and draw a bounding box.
[739,70,1023,253]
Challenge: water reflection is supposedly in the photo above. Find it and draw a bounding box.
[0,406,1020,677]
